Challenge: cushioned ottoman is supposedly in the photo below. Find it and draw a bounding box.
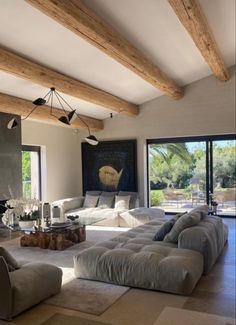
[74,222,203,295]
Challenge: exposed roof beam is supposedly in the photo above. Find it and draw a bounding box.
[25,0,183,99]
[0,92,104,131]
[0,47,138,116]
[168,0,229,81]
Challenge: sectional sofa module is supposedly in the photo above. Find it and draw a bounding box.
[52,191,140,226]
[74,212,228,295]
[0,248,62,320]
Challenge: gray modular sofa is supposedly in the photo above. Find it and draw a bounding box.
[74,211,228,295]
[0,255,62,320]
[52,191,139,227]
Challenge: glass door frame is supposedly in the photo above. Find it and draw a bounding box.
[22,145,42,200]
[146,134,236,218]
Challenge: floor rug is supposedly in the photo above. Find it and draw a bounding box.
[153,307,236,325]
[45,278,130,316]
[41,313,111,325]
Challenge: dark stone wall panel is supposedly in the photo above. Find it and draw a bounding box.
[0,112,22,200]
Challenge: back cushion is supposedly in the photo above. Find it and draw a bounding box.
[86,191,102,196]
[98,195,115,209]
[164,205,208,243]
[83,194,99,208]
[114,195,131,210]
[118,191,138,209]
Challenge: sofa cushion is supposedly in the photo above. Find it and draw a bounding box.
[119,207,165,227]
[97,195,115,209]
[115,195,130,210]
[101,191,118,196]
[83,194,99,208]
[153,219,175,241]
[164,205,208,243]
[118,191,138,209]
[0,247,20,272]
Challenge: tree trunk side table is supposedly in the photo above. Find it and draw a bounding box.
[20,224,86,250]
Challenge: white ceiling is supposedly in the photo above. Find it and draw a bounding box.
[0,0,235,120]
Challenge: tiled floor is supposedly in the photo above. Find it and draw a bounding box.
[0,218,235,324]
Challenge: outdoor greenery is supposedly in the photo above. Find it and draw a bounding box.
[22,151,31,198]
[150,141,236,206]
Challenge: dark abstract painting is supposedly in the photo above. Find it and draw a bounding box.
[82,140,137,193]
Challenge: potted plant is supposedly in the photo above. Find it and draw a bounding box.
[209,193,218,215]
[2,198,41,229]
[18,210,40,229]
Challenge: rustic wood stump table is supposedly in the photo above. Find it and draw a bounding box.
[20,224,86,250]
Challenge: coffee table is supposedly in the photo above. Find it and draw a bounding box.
[20,223,86,251]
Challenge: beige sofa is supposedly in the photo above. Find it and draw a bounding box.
[52,191,140,226]
[74,211,228,295]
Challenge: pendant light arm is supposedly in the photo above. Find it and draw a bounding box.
[21,89,51,121]
[54,90,91,133]
[54,90,70,116]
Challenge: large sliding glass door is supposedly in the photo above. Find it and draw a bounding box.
[22,145,41,200]
[210,139,236,216]
[147,135,236,217]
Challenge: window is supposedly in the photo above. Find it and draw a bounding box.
[22,145,41,200]
[147,135,236,217]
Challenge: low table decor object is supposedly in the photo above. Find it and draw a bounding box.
[20,223,86,250]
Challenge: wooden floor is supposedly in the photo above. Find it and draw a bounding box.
[0,218,235,325]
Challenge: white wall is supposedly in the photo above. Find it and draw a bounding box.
[21,66,235,205]
[78,66,236,206]
[22,121,80,202]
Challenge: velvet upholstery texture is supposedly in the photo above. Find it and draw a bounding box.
[178,216,228,274]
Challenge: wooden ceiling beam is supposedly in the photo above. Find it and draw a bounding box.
[0,47,138,117]
[0,92,104,131]
[168,0,229,81]
[25,0,183,99]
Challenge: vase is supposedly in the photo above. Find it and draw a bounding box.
[19,220,36,229]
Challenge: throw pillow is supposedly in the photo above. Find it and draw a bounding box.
[118,191,138,209]
[172,211,187,222]
[163,206,206,243]
[83,194,99,208]
[114,195,131,210]
[0,246,19,272]
[153,219,175,241]
[97,195,115,209]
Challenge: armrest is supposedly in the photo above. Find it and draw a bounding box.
[0,257,12,320]
[52,197,84,215]
[178,226,213,274]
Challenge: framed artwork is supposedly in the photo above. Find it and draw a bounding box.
[82,140,137,193]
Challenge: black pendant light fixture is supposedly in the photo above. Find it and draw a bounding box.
[8,87,99,145]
